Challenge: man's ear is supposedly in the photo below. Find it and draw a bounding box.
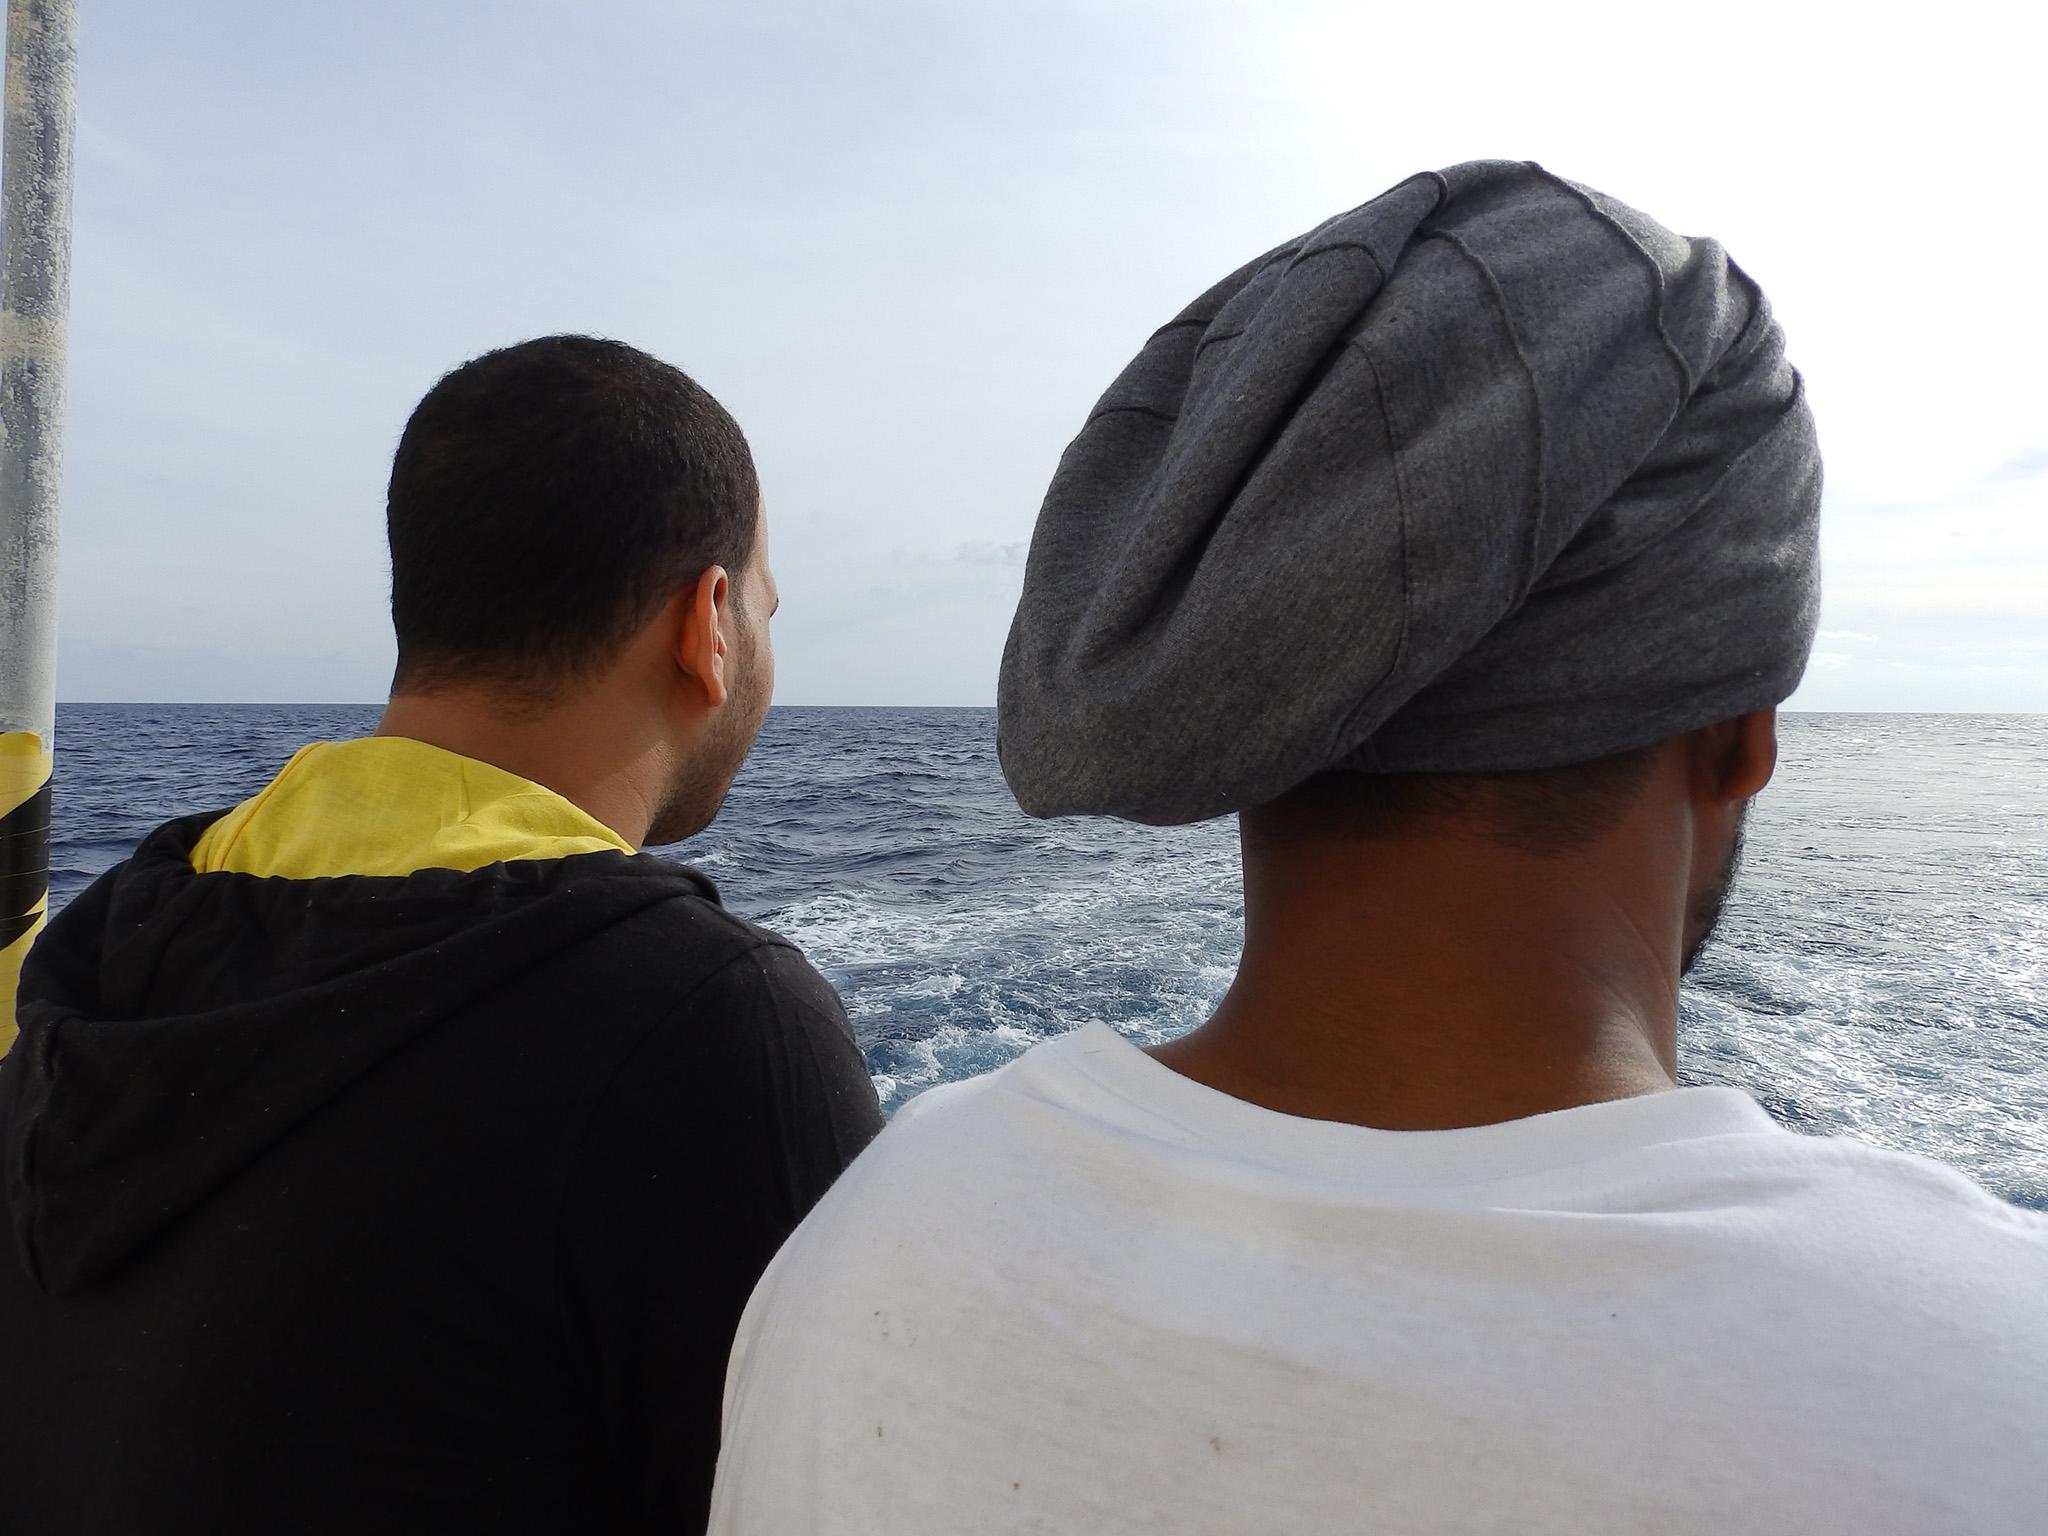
[675,565,732,708]
[1694,709,1778,804]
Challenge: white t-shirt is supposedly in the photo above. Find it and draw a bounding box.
[710,1023,2048,1535]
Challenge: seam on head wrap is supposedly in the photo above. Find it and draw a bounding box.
[1531,372,1818,600]
[1423,225,1554,593]
[1085,403,1181,428]
[1701,261,1772,387]
[1328,334,1414,766]
[1189,314,1370,608]
[1278,238,1392,286]
[1254,241,1310,277]
[1193,323,1249,357]
[1193,232,1392,358]
[1147,240,1315,353]
[1538,166,1697,395]
[1620,373,1817,595]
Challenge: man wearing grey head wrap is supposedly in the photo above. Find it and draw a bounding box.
[709,165,2048,1536]
[999,159,1821,824]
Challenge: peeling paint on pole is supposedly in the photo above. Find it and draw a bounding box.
[0,0,76,1048]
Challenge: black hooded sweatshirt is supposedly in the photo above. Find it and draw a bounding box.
[0,812,883,1535]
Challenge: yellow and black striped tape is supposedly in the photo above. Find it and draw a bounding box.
[1,731,54,1058]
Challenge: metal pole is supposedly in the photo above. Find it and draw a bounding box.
[0,0,76,1054]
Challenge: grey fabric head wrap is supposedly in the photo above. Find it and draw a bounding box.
[997,160,1822,825]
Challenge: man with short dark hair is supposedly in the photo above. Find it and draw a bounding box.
[0,335,882,1534]
[709,165,2048,1534]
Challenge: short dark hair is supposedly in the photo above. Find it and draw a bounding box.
[1252,744,1667,854]
[387,335,759,696]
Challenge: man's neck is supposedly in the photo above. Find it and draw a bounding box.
[375,688,667,849]
[1149,828,1685,1131]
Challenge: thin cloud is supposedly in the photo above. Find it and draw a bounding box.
[955,540,1027,569]
[1988,447,2048,482]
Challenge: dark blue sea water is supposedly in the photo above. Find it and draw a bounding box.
[46,705,2048,1209]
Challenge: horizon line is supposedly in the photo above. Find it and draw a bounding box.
[48,701,2048,718]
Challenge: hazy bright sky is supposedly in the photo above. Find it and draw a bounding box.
[52,0,2046,708]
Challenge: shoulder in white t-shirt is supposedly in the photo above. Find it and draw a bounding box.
[710,1022,2048,1536]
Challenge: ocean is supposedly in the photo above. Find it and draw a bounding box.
[45,704,2048,1210]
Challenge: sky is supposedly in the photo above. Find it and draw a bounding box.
[48,0,2048,708]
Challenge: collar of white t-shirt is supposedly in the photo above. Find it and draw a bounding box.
[1011,1020,1783,1190]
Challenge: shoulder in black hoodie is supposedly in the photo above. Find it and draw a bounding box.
[0,812,883,1535]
